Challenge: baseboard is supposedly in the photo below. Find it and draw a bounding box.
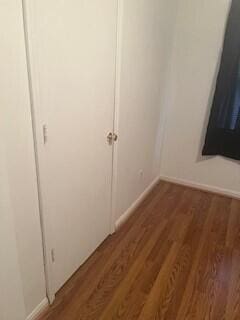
[26,298,49,320]
[115,176,161,231]
[160,175,240,200]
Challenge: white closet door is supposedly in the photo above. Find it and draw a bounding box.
[25,0,117,293]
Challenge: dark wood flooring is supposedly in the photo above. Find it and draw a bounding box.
[39,181,240,320]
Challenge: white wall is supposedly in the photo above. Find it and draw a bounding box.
[0,0,46,318]
[160,0,240,197]
[114,0,179,222]
[0,144,26,320]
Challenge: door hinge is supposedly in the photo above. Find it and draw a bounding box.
[43,124,48,144]
[51,249,55,263]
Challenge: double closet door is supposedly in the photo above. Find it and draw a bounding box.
[25,1,118,294]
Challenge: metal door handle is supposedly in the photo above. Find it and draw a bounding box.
[107,132,113,144]
[107,132,118,144]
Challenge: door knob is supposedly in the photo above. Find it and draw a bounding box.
[107,132,113,144]
[113,133,118,142]
[107,132,118,144]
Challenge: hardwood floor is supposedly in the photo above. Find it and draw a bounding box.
[39,181,240,320]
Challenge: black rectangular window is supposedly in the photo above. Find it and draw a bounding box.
[203,0,240,160]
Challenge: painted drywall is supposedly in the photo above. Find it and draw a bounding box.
[114,0,179,221]
[160,0,240,195]
[0,143,26,320]
[0,0,46,317]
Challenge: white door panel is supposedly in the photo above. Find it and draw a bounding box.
[26,0,117,292]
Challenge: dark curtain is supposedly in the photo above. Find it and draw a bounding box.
[202,0,240,160]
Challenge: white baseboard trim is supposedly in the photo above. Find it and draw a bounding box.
[115,176,161,231]
[160,175,240,200]
[26,298,49,320]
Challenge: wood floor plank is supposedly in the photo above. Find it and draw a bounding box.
[38,183,240,320]
[175,194,216,320]
[73,185,184,320]
[39,182,172,320]
[98,219,169,320]
[98,188,197,320]
[176,196,231,320]
[138,191,212,320]
[227,199,240,251]
[225,249,240,320]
